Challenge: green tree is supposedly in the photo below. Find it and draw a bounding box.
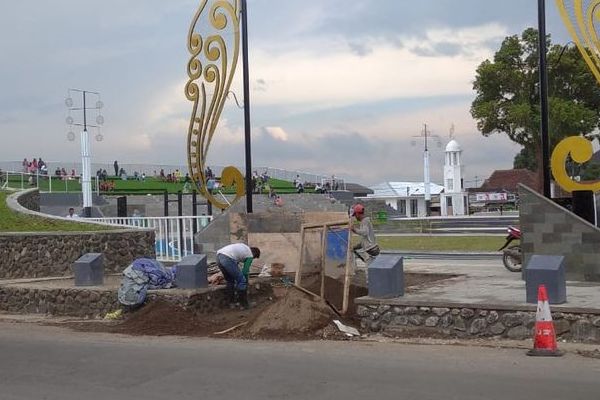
[471,28,600,186]
[513,146,537,171]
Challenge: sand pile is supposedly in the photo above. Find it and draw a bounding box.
[240,288,336,338]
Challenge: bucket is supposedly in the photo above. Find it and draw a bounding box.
[271,263,285,277]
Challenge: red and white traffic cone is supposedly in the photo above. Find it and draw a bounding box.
[527,284,563,357]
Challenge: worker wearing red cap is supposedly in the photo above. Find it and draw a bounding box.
[349,203,380,263]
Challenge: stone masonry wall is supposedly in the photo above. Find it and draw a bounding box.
[519,184,600,281]
[358,304,600,343]
[0,230,156,279]
[16,188,40,212]
[2,188,155,279]
[0,281,271,318]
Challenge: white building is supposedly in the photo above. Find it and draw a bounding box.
[368,182,445,218]
[440,139,468,216]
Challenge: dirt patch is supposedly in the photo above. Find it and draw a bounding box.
[58,272,456,340]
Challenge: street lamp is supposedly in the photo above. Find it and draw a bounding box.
[65,89,104,218]
[538,0,551,198]
[411,123,442,216]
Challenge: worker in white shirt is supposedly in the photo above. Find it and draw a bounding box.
[216,243,261,309]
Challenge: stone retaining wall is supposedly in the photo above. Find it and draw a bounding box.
[16,189,40,212]
[358,304,600,343]
[0,230,156,279]
[0,282,270,318]
[2,189,155,279]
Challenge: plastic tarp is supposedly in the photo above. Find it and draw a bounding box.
[118,258,175,306]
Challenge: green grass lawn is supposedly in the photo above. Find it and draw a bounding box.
[378,235,507,252]
[0,192,112,232]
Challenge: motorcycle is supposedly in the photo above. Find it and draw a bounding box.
[498,225,522,272]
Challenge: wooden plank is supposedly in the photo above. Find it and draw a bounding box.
[213,321,249,335]
[320,224,327,298]
[293,284,320,299]
[342,220,353,314]
[301,220,349,230]
[295,227,306,286]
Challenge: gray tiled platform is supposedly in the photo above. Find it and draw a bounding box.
[357,258,600,313]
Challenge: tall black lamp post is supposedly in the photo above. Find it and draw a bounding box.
[538,0,551,198]
[241,0,253,213]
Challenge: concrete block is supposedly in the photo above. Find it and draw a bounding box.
[175,254,208,289]
[368,255,404,298]
[525,255,566,304]
[73,253,104,286]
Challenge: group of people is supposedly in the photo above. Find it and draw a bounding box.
[22,157,48,175]
[251,170,270,194]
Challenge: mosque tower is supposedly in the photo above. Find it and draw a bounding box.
[440,138,468,216]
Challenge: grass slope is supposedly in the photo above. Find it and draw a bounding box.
[378,235,506,252]
[0,192,111,232]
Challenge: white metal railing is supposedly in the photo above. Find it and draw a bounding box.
[88,215,213,262]
[0,170,100,194]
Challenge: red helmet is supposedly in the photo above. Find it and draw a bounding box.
[351,204,365,217]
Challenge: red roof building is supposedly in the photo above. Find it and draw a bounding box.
[478,169,540,193]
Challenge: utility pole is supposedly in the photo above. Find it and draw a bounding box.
[412,124,440,216]
[423,124,431,216]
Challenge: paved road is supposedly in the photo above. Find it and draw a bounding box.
[1,321,599,400]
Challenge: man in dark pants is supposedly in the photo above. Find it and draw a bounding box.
[216,243,261,309]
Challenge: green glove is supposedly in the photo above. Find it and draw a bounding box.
[242,257,253,278]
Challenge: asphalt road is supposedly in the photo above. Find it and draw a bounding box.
[1,321,599,400]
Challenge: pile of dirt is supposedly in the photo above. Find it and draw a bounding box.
[238,288,336,339]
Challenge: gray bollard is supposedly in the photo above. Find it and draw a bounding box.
[73,253,104,286]
[525,255,567,304]
[368,255,404,298]
[175,254,208,289]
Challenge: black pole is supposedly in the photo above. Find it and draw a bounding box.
[192,190,198,234]
[241,0,253,213]
[538,0,551,198]
[163,190,169,217]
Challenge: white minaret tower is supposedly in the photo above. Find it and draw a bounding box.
[444,139,463,194]
[441,137,467,216]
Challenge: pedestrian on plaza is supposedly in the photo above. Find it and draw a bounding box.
[216,243,261,309]
[65,207,79,219]
[113,161,119,177]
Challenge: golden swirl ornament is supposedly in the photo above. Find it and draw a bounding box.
[556,0,600,84]
[551,136,600,192]
[185,0,244,210]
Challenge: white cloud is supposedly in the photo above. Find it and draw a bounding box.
[264,126,289,141]
[243,23,508,110]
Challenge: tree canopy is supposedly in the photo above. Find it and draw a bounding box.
[471,28,600,175]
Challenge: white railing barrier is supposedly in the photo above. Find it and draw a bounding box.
[88,215,213,262]
[0,170,99,194]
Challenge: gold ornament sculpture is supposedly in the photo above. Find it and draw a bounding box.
[185,0,245,210]
[551,0,600,192]
[551,136,600,192]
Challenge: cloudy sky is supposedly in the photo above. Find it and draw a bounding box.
[0,0,575,186]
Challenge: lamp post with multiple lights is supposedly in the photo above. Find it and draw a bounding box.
[65,89,104,218]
